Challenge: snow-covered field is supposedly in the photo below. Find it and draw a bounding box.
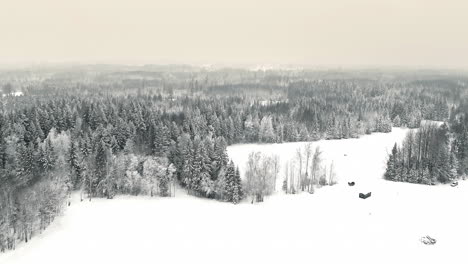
[2,128,468,264]
[227,128,411,190]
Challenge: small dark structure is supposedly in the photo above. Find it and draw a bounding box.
[420,235,437,245]
[348,182,355,186]
[451,182,458,187]
[359,192,371,199]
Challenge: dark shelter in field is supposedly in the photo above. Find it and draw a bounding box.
[359,192,371,199]
[348,182,355,186]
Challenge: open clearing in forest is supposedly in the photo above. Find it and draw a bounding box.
[2,128,467,264]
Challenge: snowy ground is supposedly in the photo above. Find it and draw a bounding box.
[228,127,410,190]
[2,128,468,264]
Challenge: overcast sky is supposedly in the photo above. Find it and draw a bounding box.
[1,0,467,68]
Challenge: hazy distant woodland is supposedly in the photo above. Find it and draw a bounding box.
[1,0,468,261]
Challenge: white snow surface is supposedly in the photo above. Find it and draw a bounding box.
[228,127,410,191]
[2,127,468,264]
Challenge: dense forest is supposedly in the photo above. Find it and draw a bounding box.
[0,66,467,252]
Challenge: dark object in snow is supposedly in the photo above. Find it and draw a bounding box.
[420,235,437,245]
[348,182,355,186]
[359,192,371,199]
[451,182,458,187]
[344,154,347,156]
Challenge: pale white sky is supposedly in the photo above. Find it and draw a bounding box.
[1,0,467,68]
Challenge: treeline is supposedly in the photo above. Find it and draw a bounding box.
[384,123,462,184]
[12,71,459,144]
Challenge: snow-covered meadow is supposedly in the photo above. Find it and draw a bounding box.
[227,127,410,191]
[2,127,468,264]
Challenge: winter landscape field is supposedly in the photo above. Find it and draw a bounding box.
[2,1,468,263]
[2,127,467,264]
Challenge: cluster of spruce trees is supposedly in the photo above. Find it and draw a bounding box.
[171,133,243,203]
[384,122,463,184]
[450,101,468,176]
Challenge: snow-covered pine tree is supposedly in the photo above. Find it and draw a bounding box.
[94,139,112,196]
[384,143,398,181]
[393,115,401,127]
[408,167,418,183]
[224,161,243,204]
[449,151,459,182]
[212,136,228,180]
[176,133,192,186]
[39,137,56,175]
[232,166,243,204]
[16,142,36,188]
[68,138,82,189]
[188,136,203,194]
[421,167,432,185]
[436,143,452,183]
[198,138,213,197]
[382,115,392,132]
[224,161,236,202]
[326,113,338,139]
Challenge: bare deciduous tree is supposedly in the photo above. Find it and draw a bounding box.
[304,143,313,190]
[296,148,304,191]
[309,146,322,192]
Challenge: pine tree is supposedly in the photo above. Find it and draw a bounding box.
[39,137,56,175]
[68,139,82,189]
[16,142,36,188]
[421,167,431,185]
[224,161,239,203]
[212,137,228,180]
[189,136,203,194]
[393,115,401,127]
[436,144,451,183]
[449,151,459,181]
[94,139,112,196]
[232,167,243,204]
[326,114,338,139]
[384,143,398,181]
[175,133,192,185]
[408,167,418,183]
